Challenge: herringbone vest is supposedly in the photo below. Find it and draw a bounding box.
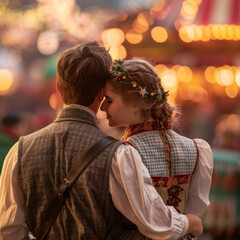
[18,106,130,239]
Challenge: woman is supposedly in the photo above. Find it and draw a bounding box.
[101,59,213,219]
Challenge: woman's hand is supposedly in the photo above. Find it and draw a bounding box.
[185,214,203,238]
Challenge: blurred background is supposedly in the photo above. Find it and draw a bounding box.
[0,0,240,239]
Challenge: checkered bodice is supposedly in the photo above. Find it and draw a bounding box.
[124,122,198,213]
[127,129,197,176]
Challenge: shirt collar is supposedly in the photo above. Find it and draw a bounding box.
[62,104,99,124]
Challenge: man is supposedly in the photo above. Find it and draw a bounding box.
[0,42,203,239]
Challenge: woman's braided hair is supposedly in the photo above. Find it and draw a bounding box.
[107,58,175,123]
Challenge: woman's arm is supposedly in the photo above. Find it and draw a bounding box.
[109,144,203,239]
[184,139,214,215]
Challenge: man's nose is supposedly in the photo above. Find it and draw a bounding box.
[100,100,107,112]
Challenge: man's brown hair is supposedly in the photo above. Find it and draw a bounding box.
[57,41,112,106]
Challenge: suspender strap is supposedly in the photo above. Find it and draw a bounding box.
[38,136,118,240]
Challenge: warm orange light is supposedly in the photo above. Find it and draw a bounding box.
[216,114,240,134]
[225,85,238,98]
[226,25,234,40]
[179,85,190,100]
[177,66,192,83]
[0,69,13,94]
[205,25,212,40]
[219,68,234,86]
[212,25,220,39]
[181,1,198,20]
[171,65,181,72]
[167,92,177,105]
[233,25,240,40]
[179,26,192,42]
[216,68,225,86]
[235,70,240,87]
[101,29,109,44]
[149,0,167,20]
[192,87,208,102]
[132,19,149,34]
[137,13,149,26]
[226,114,240,130]
[49,92,62,110]
[219,25,227,40]
[195,0,202,4]
[174,19,184,31]
[205,66,216,83]
[196,25,203,40]
[161,70,178,88]
[200,25,210,41]
[138,12,154,25]
[215,120,226,135]
[126,30,143,44]
[187,86,195,100]
[155,64,167,76]
[182,1,198,15]
[106,28,125,47]
[213,84,225,96]
[151,26,168,43]
[109,45,127,60]
[178,22,240,41]
[186,26,196,41]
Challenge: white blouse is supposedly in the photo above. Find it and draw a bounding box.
[0,139,213,240]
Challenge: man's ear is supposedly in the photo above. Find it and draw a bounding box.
[97,88,104,101]
[56,79,60,94]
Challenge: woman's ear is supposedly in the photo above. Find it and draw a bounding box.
[97,88,104,101]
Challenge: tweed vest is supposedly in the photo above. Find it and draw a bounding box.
[124,122,198,213]
[18,106,132,240]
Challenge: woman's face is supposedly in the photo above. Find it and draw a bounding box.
[100,82,143,127]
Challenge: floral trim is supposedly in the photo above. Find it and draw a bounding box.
[152,174,192,188]
[123,121,171,141]
[152,174,192,211]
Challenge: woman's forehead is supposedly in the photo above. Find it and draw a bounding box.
[104,83,122,99]
[104,82,114,94]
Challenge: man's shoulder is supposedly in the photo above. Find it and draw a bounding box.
[20,123,54,141]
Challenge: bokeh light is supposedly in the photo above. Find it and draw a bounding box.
[235,70,240,87]
[106,28,125,46]
[225,85,239,98]
[49,92,63,110]
[0,69,14,95]
[132,15,149,34]
[177,66,192,83]
[179,24,240,42]
[151,26,168,43]
[155,64,168,75]
[161,69,178,88]
[126,30,143,44]
[227,114,240,130]
[181,0,198,20]
[37,31,59,55]
[109,45,127,60]
[205,66,216,83]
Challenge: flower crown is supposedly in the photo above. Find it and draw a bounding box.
[111,59,169,101]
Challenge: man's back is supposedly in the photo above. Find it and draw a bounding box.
[18,106,123,239]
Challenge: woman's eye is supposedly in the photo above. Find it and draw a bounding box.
[106,100,112,104]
